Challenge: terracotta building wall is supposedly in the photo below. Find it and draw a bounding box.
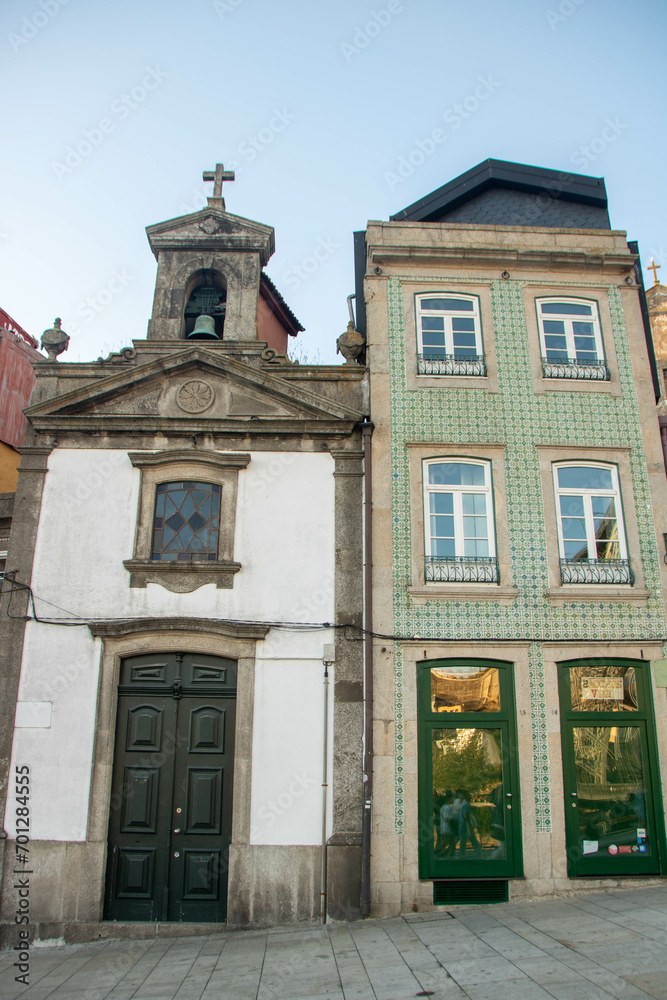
[0,329,39,451]
[256,295,289,354]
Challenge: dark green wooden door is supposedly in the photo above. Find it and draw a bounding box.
[104,652,236,922]
[558,659,667,878]
[418,659,523,880]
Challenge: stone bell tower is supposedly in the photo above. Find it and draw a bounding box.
[145,163,278,345]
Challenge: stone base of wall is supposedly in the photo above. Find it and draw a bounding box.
[371,876,667,919]
[0,839,361,947]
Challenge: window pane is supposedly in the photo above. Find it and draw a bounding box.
[573,322,595,337]
[543,320,566,334]
[421,298,474,311]
[152,481,218,561]
[544,335,568,350]
[431,666,501,712]
[462,493,486,515]
[452,333,477,347]
[432,729,505,859]
[592,497,615,518]
[422,317,445,331]
[463,516,487,539]
[568,665,638,712]
[433,538,456,557]
[597,538,621,560]
[431,515,455,538]
[561,518,587,539]
[422,332,446,346]
[464,537,489,557]
[563,540,589,560]
[431,493,454,514]
[451,318,476,332]
[557,467,614,490]
[429,462,486,486]
[541,302,593,315]
[560,495,585,517]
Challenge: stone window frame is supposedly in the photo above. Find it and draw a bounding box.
[524,284,621,398]
[123,449,250,592]
[537,444,650,604]
[406,443,518,604]
[401,280,500,394]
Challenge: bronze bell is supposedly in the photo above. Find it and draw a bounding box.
[187,314,219,340]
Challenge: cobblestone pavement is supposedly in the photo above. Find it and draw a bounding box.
[2,887,667,1000]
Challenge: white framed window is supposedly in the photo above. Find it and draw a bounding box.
[553,462,632,584]
[537,298,609,380]
[416,294,485,376]
[423,459,498,582]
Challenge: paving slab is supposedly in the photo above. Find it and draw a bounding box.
[1,886,667,999]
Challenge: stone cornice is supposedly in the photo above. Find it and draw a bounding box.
[27,416,359,437]
[368,245,636,274]
[128,450,251,470]
[88,616,270,639]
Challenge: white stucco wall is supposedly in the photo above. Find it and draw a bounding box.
[7,448,337,843]
[250,656,334,845]
[6,624,101,840]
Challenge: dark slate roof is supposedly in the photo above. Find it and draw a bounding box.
[390,159,610,229]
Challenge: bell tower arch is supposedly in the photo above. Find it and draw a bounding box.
[145,165,275,343]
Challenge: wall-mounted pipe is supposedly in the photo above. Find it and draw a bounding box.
[360,418,374,917]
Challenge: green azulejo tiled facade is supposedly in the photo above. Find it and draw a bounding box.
[364,195,667,915]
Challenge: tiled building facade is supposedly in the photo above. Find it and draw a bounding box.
[360,160,667,913]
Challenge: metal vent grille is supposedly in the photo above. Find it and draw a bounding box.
[433,879,509,905]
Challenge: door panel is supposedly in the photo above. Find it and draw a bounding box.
[558,660,666,877]
[105,652,237,922]
[419,660,522,880]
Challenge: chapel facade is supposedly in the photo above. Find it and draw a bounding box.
[0,168,367,941]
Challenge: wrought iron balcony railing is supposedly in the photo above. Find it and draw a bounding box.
[418,353,487,377]
[425,556,500,583]
[559,558,634,585]
[541,357,610,381]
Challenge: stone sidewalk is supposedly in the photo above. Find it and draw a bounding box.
[2,886,667,1000]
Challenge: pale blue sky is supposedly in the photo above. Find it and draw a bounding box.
[1,0,666,363]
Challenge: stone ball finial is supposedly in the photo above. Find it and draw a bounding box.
[41,317,70,361]
[336,320,365,365]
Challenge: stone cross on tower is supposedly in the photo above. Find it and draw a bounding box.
[648,258,662,286]
[203,163,235,209]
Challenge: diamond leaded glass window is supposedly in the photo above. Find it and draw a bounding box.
[151,481,220,561]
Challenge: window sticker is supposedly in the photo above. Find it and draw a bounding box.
[581,677,624,701]
[608,844,618,855]
[582,840,598,855]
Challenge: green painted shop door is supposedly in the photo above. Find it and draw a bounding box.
[558,659,667,878]
[104,652,237,922]
[418,659,523,880]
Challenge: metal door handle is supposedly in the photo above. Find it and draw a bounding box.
[571,792,577,797]
[173,828,181,834]
[506,793,512,798]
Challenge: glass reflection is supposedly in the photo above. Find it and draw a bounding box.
[432,728,505,859]
[431,666,500,713]
[569,665,638,713]
[573,725,649,857]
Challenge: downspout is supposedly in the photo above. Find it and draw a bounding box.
[361,418,374,917]
[320,647,333,923]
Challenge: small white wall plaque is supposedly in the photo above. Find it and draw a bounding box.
[15,702,52,728]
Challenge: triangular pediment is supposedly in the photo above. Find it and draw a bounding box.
[26,349,362,428]
[146,208,275,264]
